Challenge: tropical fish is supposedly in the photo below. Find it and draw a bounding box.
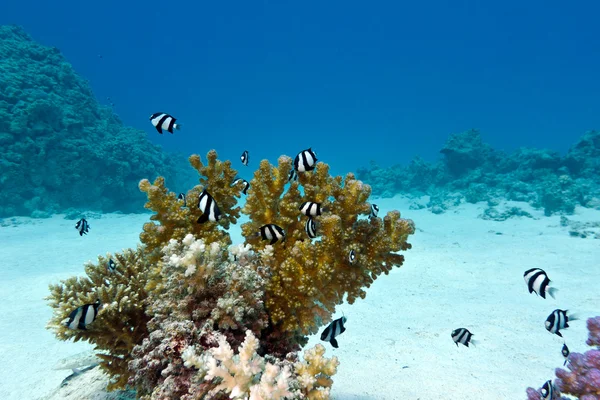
[197,190,222,223]
[294,148,317,172]
[451,328,477,347]
[523,268,558,299]
[177,193,187,207]
[348,249,356,265]
[305,218,317,239]
[299,201,325,217]
[149,112,180,134]
[75,218,90,236]
[106,258,116,273]
[64,300,101,330]
[321,316,347,348]
[540,380,554,400]
[561,343,570,366]
[232,178,250,195]
[545,309,577,337]
[240,150,249,166]
[370,204,379,218]
[258,224,285,245]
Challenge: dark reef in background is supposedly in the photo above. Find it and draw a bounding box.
[358,129,600,217]
[0,25,195,218]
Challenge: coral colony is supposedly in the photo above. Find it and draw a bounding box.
[47,150,415,399]
[527,317,600,400]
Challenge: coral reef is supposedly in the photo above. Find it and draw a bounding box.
[526,316,600,400]
[47,150,415,398]
[357,130,600,218]
[0,25,193,218]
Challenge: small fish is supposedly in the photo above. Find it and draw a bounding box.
[540,380,554,400]
[232,178,250,195]
[197,190,222,223]
[177,193,187,207]
[299,201,325,217]
[240,150,249,166]
[107,258,116,273]
[288,169,298,182]
[370,204,379,218]
[523,268,558,299]
[258,224,285,245]
[561,343,570,366]
[75,218,90,236]
[545,309,577,337]
[451,328,478,347]
[321,316,347,348]
[64,300,101,330]
[294,148,317,172]
[348,249,356,264]
[305,218,317,239]
[149,112,181,134]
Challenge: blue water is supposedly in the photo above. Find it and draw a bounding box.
[2,0,599,174]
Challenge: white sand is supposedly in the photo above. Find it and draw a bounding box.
[0,199,598,400]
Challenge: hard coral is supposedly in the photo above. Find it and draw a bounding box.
[46,248,151,390]
[242,155,414,335]
[48,150,414,399]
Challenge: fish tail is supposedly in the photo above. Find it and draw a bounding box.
[470,339,479,347]
[175,123,182,130]
[548,287,559,299]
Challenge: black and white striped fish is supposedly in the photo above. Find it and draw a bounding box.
[75,218,90,236]
[370,204,379,218]
[540,380,554,400]
[320,316,347,348]
[64,300,101,330]
[232,178,250,195]
[545,309,577,338]
[107,258,116,273]
[288,169,298,182]
[451,328,477,347]
[149,112,180,134]
[197,190,222,223]
[305,218,317,238]
[258,224,285,245]
[348,249,356,265]
[294,148,317,172]
[240,150,249,166]
[561,343,570,366]
[177,193,187,207]
[299,201,324,217]
[523,268,558,299]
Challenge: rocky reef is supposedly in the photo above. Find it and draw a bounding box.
[0,25,190,218]
[46,150,415,399]
[526,316,600,400]
[357,130,600,217]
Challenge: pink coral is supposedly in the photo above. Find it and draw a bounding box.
[527,317,600,400]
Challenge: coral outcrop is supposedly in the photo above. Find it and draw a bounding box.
[358,130,600,217]
[526,316,600,400]
[47,150,415,398]
[0,25,192,218]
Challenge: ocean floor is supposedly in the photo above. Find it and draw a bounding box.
[0,197,598,400]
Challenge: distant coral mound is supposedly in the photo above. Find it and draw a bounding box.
[0,25,186,218]
[358,129,600,217]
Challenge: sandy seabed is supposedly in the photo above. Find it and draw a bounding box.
[1,196,598,400]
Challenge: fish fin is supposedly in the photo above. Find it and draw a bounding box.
[269,238,278,245]
[340,326,346,334]
[155,126,163,134]
[175,123,182,130]
[455,342,458,347]
[548,287,558,299]
[564,359,568,366]
[197,213,209,224]
[568,313,579,321]
[330,338,338,348]
[470,339,478,347]
[556,331,563,338]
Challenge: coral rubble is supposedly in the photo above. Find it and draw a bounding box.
[47,151,415,398]
[0,25,192,218]
[357,129,600,218]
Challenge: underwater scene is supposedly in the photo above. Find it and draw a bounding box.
[1,2,599,399]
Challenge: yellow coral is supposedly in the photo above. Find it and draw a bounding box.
[242,156,414,334]
[46,247,151,390]
[295,344,339,400]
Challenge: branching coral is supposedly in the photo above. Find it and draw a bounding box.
[46,247,151,390]
[526,316,600,400]
[48,150,415,399]
[241,155,415,335]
